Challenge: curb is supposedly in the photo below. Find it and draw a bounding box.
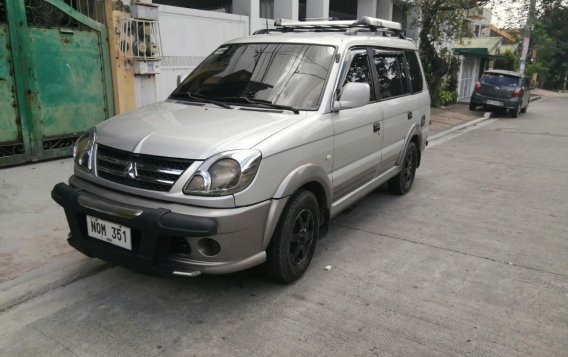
[530,95,542,103]
[0,254,110,313]
[429,111,493,142]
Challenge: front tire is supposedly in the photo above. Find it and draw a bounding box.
[265,190,320,283]
[520,105,527,113]
[388,142,418,195]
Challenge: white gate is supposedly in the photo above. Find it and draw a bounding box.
[458,57,480,100]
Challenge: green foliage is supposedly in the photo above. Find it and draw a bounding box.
[414,0,478,106]
[493,49,519,71]
[436,89,458,107]
[530,1,568,89]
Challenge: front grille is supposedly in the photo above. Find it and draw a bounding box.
[96,145,193,192]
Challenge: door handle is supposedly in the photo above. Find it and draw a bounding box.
[373,122,381,134]
[407,112,413,120]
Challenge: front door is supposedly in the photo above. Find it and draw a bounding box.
[331,48,384,202]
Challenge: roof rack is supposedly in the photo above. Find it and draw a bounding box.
[264,17,405,38]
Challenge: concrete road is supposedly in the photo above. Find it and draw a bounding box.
[1,95,567,356]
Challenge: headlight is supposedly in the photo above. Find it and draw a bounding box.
[183,150,261,196]
[73,128,96,172]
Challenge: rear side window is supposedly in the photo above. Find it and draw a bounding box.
[372,49,410,99]
[404,50,424,93]
[481,73,521,87]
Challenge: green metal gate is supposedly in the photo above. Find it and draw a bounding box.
[0,0,114,167]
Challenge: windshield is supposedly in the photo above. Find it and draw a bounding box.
[171,43,336,111]
[480,73,521,87]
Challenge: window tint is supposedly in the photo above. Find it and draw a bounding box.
[172,43,335,110]
[480,73,521,87]
[398,56,410,94]
[404,50,424,93]
[372,49,409,99]
[343,50,375,101]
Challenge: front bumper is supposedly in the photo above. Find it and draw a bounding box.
[51,178,280,276]
[471,92,520,109]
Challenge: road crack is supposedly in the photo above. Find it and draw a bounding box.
[333,223,568,280]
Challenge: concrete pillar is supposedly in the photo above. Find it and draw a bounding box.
[357,0,377,18]
[275,0,299,20]
[306,0,329,19]
[233,0,260,19]
[376,0,393,20]
[233,0,259,34]
[104,0,135,114]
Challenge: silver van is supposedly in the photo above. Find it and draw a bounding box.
[52,17,430,283]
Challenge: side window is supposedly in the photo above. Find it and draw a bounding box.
[397,56,410,94]
[343,50,375,101]
[372,49,409,100]
[404,50,424,94]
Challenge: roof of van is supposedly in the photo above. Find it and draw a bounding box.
[224,31,418,51]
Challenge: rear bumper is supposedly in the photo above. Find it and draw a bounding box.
[471,92,520,109]
[51,178,282,276]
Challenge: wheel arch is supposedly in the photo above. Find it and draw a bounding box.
[263,164,332,248]
[397,124,423,168]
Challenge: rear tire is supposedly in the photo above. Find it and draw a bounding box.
[511,105,520,118]
[388,142,418,195]
[265,190,320,283]
[469,102,477,111]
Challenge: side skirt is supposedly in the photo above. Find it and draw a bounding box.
[330,166,400,218]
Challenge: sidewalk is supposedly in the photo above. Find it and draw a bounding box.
[430,103,486,136]
[0,159,77,284]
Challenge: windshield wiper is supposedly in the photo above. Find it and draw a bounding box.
[217,96,300,114]
[169,92,232,110]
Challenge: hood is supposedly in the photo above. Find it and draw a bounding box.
[95,101,303,160]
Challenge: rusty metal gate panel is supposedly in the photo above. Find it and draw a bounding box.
[0,0,26,164]
[0,0,114,167]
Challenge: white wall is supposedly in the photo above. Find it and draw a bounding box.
[156,6,249,101]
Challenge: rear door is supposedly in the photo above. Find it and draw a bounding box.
[370,48,416,172]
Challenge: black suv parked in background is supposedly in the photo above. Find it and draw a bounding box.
[469,70,530,118]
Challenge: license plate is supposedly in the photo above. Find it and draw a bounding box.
[485,99,503,106]
[86,215,132,250]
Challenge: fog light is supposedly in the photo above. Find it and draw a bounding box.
[197,238,221,257]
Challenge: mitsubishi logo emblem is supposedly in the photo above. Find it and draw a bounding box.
[124,161,138,179]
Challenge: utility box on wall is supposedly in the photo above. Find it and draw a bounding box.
[134,61,161,74]
[131,3,159,20]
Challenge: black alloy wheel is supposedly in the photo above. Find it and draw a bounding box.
[265,190,320,283]
[289,209,315,266]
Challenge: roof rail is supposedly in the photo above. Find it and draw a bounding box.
[270,17,405,38]
[274,18,355,29]
[356,17,402,31]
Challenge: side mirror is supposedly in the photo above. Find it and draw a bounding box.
[332,82,370,111]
